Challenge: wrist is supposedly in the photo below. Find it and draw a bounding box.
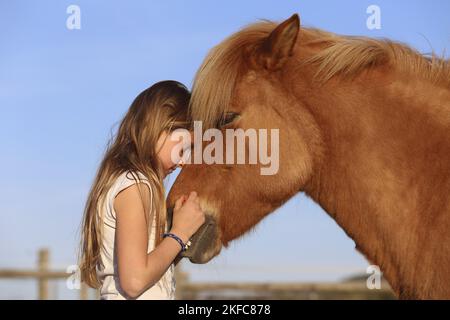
[168,228,190,244]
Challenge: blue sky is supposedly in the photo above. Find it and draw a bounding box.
[0,0,449,299]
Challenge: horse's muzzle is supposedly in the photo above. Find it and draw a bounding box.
[166,206,219,263]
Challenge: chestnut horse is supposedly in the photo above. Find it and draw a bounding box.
[167,14,450,299]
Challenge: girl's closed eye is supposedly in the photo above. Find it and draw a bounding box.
[156,130,191,177]
[180,142,193,164]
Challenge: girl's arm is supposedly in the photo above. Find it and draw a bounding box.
[114,183,187,299]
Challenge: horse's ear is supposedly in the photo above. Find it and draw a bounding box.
[258,14,300,70]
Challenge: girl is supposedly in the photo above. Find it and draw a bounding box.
[79,80,205,300]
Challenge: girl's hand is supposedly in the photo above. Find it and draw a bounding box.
[170,191,206,243]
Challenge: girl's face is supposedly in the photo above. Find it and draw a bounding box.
[156,130,192,177]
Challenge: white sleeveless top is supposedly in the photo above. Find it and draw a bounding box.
[96,171,176,300]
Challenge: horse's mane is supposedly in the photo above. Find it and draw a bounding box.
[301,29,450,85]
[189,20,450,128]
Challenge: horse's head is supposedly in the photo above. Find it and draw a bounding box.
[167,14,324,263]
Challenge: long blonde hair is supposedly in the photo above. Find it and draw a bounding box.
[79,80,191,288]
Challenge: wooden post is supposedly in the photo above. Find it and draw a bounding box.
[38,248,49,300]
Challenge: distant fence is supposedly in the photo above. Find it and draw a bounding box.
[0,248,395,300]
[174,270,395,300]
[0,248,95,300]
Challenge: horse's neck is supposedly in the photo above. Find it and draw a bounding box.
[302,73,450,298]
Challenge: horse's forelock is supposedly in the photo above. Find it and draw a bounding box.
[189,21,277,129]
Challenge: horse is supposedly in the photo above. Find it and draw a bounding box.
[167,14,450,299]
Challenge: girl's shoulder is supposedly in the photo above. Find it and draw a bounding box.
[112,170,152,195]
[105,170,153,221]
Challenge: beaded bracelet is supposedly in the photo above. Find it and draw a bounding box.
[163,233,191,252]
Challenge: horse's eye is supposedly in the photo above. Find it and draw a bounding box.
[219,112,240,127]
